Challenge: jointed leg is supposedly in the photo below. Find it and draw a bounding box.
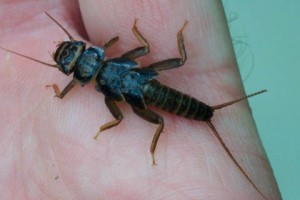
[94,97,123,140]
[132,107,164,165]
[102,36,119,51]
[148,21,188,71]
[46,78,77,99]
[121,19,150,59]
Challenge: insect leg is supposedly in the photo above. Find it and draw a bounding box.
[93,97,123,140]
[46,79,77,99]
[102,36,119,51]
[132,107,164,165]
[147,21,188,71]
[121,19,150,59]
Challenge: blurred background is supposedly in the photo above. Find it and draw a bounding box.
[222,0,300,199]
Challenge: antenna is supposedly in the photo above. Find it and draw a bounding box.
[45,12,75,41]
[0,46,57,68]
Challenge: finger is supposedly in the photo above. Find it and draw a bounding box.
[79,1,279,199]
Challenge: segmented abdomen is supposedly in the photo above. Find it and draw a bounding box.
[141,80,213,121]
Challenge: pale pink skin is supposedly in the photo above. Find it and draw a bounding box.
[0,0,280,199]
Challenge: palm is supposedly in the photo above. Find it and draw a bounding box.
[0,0,279,199]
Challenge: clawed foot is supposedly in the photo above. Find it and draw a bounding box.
[46,84,62,99]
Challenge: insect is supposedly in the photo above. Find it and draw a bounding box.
[0,12,267,198]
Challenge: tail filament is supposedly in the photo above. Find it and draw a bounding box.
[212,90,267,110]
[206,121,266,199]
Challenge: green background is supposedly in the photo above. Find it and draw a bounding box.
[222,0,300,199]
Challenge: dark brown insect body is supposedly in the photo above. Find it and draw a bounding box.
[0,13,267,199]
[141,80,214,120]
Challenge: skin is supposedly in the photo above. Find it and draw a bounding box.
[0,0,281,199]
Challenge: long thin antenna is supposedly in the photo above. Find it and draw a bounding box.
[45,12,75,41]
[0,46,57,68]
[206,121,266,199]
[212,90,267,110]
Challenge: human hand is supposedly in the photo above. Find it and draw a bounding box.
[0,0,280,199]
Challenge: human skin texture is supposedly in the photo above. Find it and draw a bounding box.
[0,0,281,199]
